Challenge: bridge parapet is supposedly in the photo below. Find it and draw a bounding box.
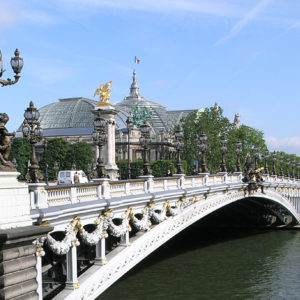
[30,174,247,210]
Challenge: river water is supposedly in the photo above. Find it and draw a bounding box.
[99,224,300,300]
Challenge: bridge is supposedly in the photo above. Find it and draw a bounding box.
[26,173,300,299]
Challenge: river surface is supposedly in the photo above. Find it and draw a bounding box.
[98,225,300,300]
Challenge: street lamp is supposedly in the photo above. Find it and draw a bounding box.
[126,117,132,179]
[174,127,184,174]
[92,117,107,178]
[279,153,284,176]
[22,101,43,183]
[263,149,269,175]
[291,159,295,178]
[139,121,152,176]
[53,161,59,179]
[199,133,208,173]
[220,134,227,173]
[0,49,24,86]
[286,157,290,177]
[235,140,242,172]
[253,145,259,170]
[44,139,49,185]
[271,151,277,176]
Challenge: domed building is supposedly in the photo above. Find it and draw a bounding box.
[33,70,198,162]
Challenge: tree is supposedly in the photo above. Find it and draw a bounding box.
[39,138,71,180]
[68,142,94,175]
[9,138,31,179]
[181,104,268,174]
[181,104,232,174]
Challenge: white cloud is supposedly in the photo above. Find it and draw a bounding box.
[61,0,242,18]
[266,136,300,155]
[215,0,273,46]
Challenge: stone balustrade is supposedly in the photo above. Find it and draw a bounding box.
[29,174,300,211]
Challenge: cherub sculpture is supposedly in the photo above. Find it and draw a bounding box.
[94,80,113,106]
[0,113,16,169]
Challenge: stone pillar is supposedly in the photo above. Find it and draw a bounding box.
[65,245,79,290]
[120,231,130,247]
[0,172,32,229]
[0,225,52,300]
[95,238,107,266]
[93,106,119,180]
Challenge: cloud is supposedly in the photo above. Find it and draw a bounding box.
[215,0,273,46]
[61,0,241,18]
[266,136,300,155]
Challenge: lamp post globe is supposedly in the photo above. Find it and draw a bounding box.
[0,48,24,86]
[92,116,107,178]
[220,134,227,173]
[271,151,277,176]
[22,101,43,183]
[199,133,208,173]
[264,149,270,175]
[139,121,152,176]
[174,127,184,174]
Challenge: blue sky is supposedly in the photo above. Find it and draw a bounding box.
[1,0,300,155]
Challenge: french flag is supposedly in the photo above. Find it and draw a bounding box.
[135,56,140,64]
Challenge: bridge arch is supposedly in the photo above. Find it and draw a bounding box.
[54,187,299,300]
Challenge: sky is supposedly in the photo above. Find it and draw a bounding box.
[0,0,300,155]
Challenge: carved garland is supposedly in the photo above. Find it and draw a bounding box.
[45,216,81,255]
[107,208,132,238]
[130,207,152,231]
[79,215,109,246]
[149,201,168,224]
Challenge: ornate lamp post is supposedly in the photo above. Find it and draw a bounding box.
[291,159,295,178]
[174,127,184,174]
[286,157,290,177]
[53,161,59,179]
[199,133,208,173]
[139,121,152,176]
[92,117,107,178]
[44,139,49,185]
[253,145,259,170]
[22,101,43,183]
[220,134,227,172]
[235,140,242,172]
[279,153,284,176]
[271,151,277,176]
[0,49,24,87]
[263,149,269,175]
[126,117,132,179]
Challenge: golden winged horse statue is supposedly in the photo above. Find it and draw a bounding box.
[94,80,113,106]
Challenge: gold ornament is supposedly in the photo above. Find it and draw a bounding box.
[94,80,113,106]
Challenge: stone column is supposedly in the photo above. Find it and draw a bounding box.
[65,245,79,290]
[93,105,119,180]
[0,172,32,229]
[0,225,52,300]
[95,238,107,266]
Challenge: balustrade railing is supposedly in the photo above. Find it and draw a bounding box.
[30,174,300,210]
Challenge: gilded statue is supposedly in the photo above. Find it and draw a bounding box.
[0,113,16,169]
[94,80,113,106]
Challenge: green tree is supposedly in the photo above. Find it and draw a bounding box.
[9,137,31,179]
[181,105,232,174]
[68,142,94,175]
[227,125,267,172]
[181,104,267,174]
[39,138,71,180]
